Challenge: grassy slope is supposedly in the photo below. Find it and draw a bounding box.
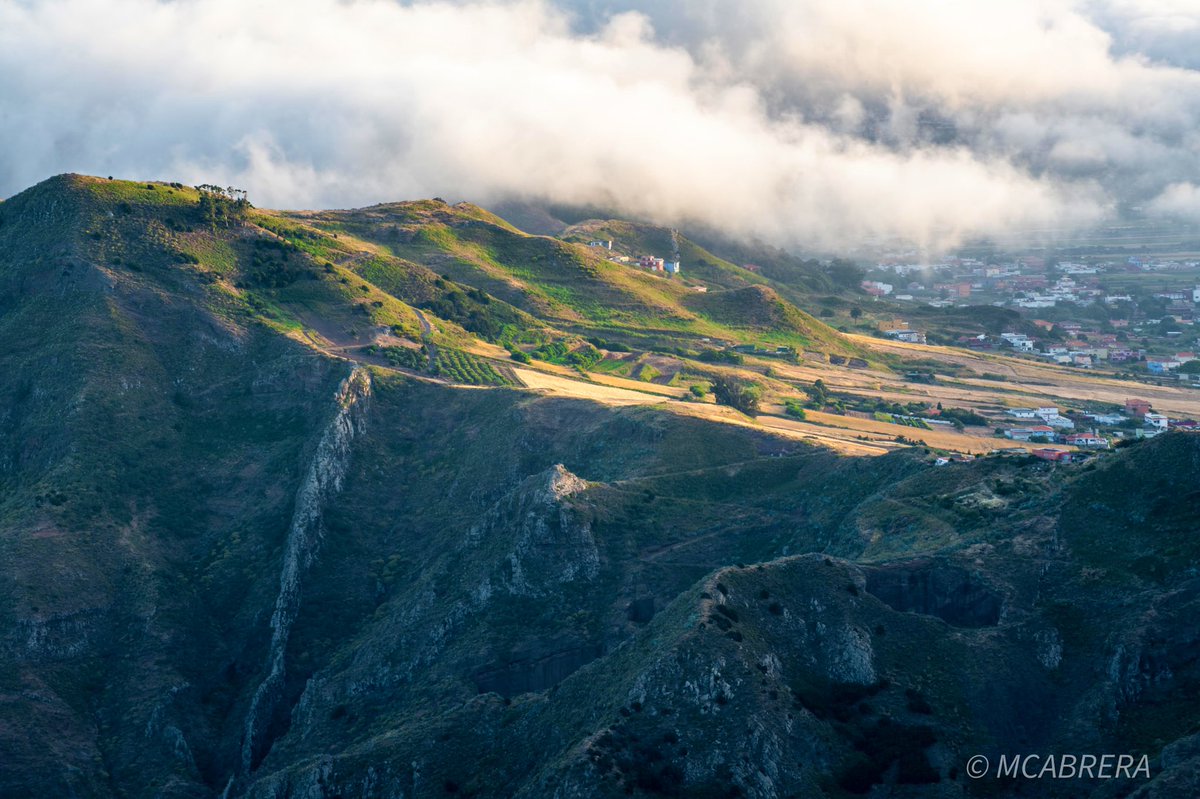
[301,202,858,355]
[561,215,854,350]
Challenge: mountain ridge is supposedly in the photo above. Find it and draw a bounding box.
[0,174,1197,798]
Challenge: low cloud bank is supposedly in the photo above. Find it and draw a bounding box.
[2,0,1197,250]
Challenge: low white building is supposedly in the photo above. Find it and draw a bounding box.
[1035,407,1075,429]
[1000,333,1035,351]
[887,329,927,344]
[1006,425,1056,441]
[1087,413,1127,425]
[1144,412,1169,431]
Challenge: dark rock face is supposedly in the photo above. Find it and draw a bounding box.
[865,560,1003,627]
[626,596,656,624]
[473,641,605,697]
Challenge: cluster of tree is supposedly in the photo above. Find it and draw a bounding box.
[873,399,930,416]
[936,406,989,428]
[585,336,631,352]
[807,378,829,409]
[239,237,311,288]
[196,184,250,228]
[531,340,603,370]
[424,280,520,342]
[697,348,744,365]
[826,258,866,290]
[711,375,762,415]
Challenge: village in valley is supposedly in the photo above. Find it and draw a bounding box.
[861,253,1200,380]
[778,246,1200,462]
[985,396,1187,462]
[385,213,1200,468]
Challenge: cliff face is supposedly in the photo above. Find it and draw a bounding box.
[239,368,373,781]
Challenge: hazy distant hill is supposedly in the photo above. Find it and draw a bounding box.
[0,175,1197,799]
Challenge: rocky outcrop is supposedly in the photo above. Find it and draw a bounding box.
[473,641,605,697]
[5,608,105,661]
[238,368,372,777]
[468,463,598,598]
[864,559,1003,628]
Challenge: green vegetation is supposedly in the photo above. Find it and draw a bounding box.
[1,174,1197,799]
[196,184,251,229]
[936,407,989,427]
[371,344,429,371]
[806,378,829,409]
[433,348,513,386]
[697,348,744,365]
[711,375,763,415]
[532,340,603,370]
[237,236,315,288]
[301,202,860,357]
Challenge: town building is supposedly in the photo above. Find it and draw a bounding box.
[1147,358,1181,374]
[1006,425,1056,441]
[1032,448,1074,463]
[1144,412,1169,431]
[1125,398,1152,418]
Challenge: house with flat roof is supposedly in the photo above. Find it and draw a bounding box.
[1032,448,1073,463]
[1006,425,1055,441]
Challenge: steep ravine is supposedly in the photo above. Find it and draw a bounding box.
[233,368,373,790]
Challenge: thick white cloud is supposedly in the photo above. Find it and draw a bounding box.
[1148,182,1200,221]
[0,0,1196,250]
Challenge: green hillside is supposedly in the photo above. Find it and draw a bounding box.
[1,174,1197,799]
[299,201,859,356]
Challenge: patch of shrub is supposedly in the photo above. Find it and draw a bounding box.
[905,688,933,715]
[711,376,762,415]
[836,718,939,794]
